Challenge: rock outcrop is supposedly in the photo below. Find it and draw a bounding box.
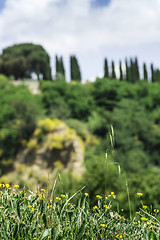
[0,118,85,188]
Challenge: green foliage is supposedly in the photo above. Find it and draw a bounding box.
[104,58,109,78]
[55,55,65,80]
[143,62,148,81]
[0,43,52,80]
[0,79,43,168]
[111,60,116,79]
[40,80,94,120]
[0,185,160,239]
[70,55,81,81]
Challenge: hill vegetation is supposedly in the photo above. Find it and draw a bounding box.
[1,43,160,221]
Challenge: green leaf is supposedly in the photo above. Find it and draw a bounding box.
[39,229,51,240]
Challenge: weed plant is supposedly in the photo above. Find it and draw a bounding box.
[0,184,160,239]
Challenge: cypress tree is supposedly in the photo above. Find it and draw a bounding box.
[143,63,148,81]
[119,61,123,80]
[130,58,135,83]
[55,55,60,74]
[55,55,65,80]
[125,59,129,81]
[70,55,81,82]
[135,57,140,80]
[104,58,109,78]
[151,63,155,82]
[60,57,65,77]
[125,58,132,83]
[111,60,116,79]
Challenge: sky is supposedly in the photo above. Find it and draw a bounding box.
[0,0,160,81]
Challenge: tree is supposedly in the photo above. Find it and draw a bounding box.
[55,55,65,80]
[143,63,148,81]
[125,59,129,81]
[151,64,155,82]
[135,57,140,80]
[119,61,123,80]
[104,58,109,78]
[111,60,116,79]
[70,55,81,82]
[0,43,52,80]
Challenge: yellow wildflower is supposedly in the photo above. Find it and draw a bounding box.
[14,185,19,188]
[141,217,147,221]
[56,197,61,200]
[61,194,66,198]
[96,195,102,199]
[84,193,89,197]
[137,193,143,197]
[5,184,10,188]
[154,209,159,213]
[41,189,46,192]
[93,205,98,210]
[101,224,107,228]
[143,205,147,209]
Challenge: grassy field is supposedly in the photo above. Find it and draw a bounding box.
[0,184,160,239]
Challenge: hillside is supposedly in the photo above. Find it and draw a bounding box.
[1,74,160,216]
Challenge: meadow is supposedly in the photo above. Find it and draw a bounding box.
[0,183,160,239]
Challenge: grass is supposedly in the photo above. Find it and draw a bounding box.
[0,184,160,239]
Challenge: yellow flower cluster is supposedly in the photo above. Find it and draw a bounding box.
[93,205,98,210]
[137,192,143,197]
[154,209,159,214]
[0,184,5,188]
[101,223,107,228]
[143,205,147,209]
[27,138,38,149]
[33,128,41,137]
[116,234,123,239]
[38,118,56,132]
[56,197,61,201]
[41,189,46,192]
[96,195,102,199]
[104,204,112,209]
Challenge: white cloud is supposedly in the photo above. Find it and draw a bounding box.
[0,0,160,80]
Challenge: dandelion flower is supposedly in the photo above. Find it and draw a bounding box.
[101,224,107,227]
[14,185,19,188]
[93,205,98,210]
[141,217,147,221]
[137,192,143,197]
[96,195,102,199]
[41,189,46,192]
[84,193,89,197]
[143,205,147,209]
[61,194,66,198]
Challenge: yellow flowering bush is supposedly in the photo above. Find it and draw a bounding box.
[27,138,38,150]
[38,118,58,132]
[33,128,42,137]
